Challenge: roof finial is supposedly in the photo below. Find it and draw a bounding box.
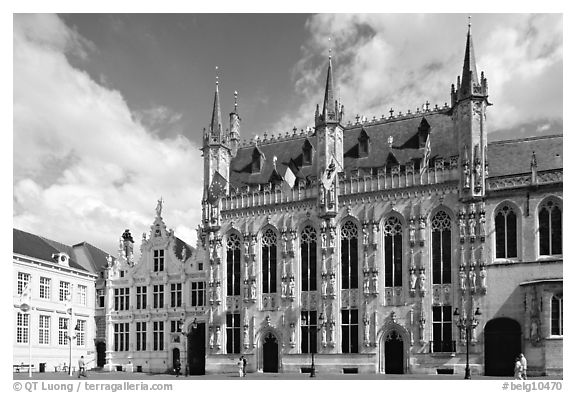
[328,36,332,60]
[234,90,238,110]
[468,15,472,34]
[215,66,219,89]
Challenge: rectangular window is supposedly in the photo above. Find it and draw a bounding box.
[39,315,50,345]
[39,277,51,299]
[136,286,147,309]
[191,282,205,307]
[432,305,453,352]
[58,317,69,345]
[301,310,317,354]
[170,320,178,333]
[16,312,29,344]
[170,283,182,307]
[153,285,164,308]
[114,323,129,351]
[341,309,359,353]
[59,281,71,302]
[226,313,241,354]
[153,321,164,351]
[96,289,105,308]
[136,322,147,351]
[76,319,86,346]
[17,272,31,295]
[154,249,165,272]
[551,295,563,336]
[114,288,130,311]
[76,285,87,306]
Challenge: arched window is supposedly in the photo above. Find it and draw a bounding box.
[226,233,241,296]
[262,229,278,294]
[539,200,562,256]
[431,211,452,284]
[551,294,563,336]
[383,216,403,287]
[341,220,359,290]
[301,225,317,292]
[495,204,517,259]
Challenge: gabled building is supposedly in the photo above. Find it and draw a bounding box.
[195,21,562,377]
[103,201,206,374]
[12,229,101,371]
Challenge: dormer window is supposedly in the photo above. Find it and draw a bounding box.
[418,118,431,148]
[52,252,70,267]
[358,128,370,158]
[252,147,264,173]
[302,139,313,166]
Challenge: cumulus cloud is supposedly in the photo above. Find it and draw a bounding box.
[274,14,562,134]
[13,14,203,255]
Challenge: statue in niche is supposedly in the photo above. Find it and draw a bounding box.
[329,274,336,297]
[249,236,256,255]
[250,280,257,300]
[321,324,327,347]
[215,284,222,303]
[474,158,483,190]
[409,268,417,291]
[321,278,328,298]
[244,240,250,258]
[371,272,379,294]
[459,265,467,291]
[281,231,289,254]
[329,226,336,249]
[458,210,467,240]
[215,326,221,348]
[320,230,327,249]
[530,318,541,342]
[372,222,378,244]
[319,184,326,206]
[363,320,370,344]
[281,278,288,298]
[478,211,486,240]
[328,321,335,345]
[479,265,487,290]
[363,277,370,296]
[328,183,336,209]
[468,214,477,239]
[290,323,296,347]
[409,218,416,246]
[418,269,426,293]
[209,328,214,349]
[468,268,476,292]
[288,276,295,298]
[463,161,471,189]
[362,224,370,245]
[243,325,249,348]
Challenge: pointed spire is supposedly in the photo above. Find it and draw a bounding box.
[322,38,337,123]
[460,16,479,99]
[210,66,222,138]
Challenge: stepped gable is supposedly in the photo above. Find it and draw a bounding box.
[343,110,456,174]
[230,135,318,187]
[13,228,88,272]
[487,134,563,178]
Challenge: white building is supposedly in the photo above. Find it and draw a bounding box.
[13,229,99,372]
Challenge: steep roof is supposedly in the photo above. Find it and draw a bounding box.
[174,236,194,261]
[487,134,563,177]
[13,228,114,274]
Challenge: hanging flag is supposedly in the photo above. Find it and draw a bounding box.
[321,155,339,190]
[420,133,431,177]
[207,171,227,205]
[283,165,297,189]
[19,282,31,303]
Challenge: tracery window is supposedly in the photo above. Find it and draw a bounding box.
[539,200,562,256]
[383,216,403,287]
[495,205,518,259]
[301,226,317,292]
[226,233,242,296]
[262,229,278,294]
[431,211,452,284]
[551,294,563,336]
[341,309,359,353]
[341,220,359,290]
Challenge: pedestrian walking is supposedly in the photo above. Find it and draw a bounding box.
[174,358,181,377]
[237,356,244,378]
[519,353,528,380]
[77,356,87,378]
[242,355,247,377]
[514,356,523,380]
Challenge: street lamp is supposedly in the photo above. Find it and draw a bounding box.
[19,302,32,378]
[454,307,481,379]
[68,320,80,376]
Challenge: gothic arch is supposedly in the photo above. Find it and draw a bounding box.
[492,200,522,260]
[427,205,456,224]
[536,196,562,257]
[376,321,411,374]
[255,325,283,372]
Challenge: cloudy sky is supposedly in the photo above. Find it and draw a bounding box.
[13,12,563,256]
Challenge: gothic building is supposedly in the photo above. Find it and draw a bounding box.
[196,23,563,377]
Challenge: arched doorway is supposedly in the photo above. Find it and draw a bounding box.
[262,332,279,373]
[188,323,206,375]
[485,318,522,376]
[384,330,404,374]
[172,348,180,372]
[96,342,106,368]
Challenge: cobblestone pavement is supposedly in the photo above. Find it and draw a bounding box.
[13,370,562,380]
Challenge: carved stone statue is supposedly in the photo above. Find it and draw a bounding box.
[329,273,336,296]
[458,265,466,292]
[478,211,486,239]
[320,230,327,250]
[209,328,214,349]
[328,226,336,249]
[363,277,370,296]
[243,325,249,348]
[288,277,295,298]
[215,326,221,348]
[459,211,467,239]
[418,269,426,293]
[463,162,471,189]
[468,268,476,292]
[281,278,288,298]
[363,320,370,343]
[479,265,487,290]
[530,318,540,342]
[156,197,163,217]
[321,278,328,297]
[250,280,256,300]
[290,323,296,347]
[468,215,477,239]
[371,273,379,294]
[362,224,370,245]
[281,231,289,254]
[409,218,416,246]
[321,324,327,347]
[372,222,378,245]
[410,268,417,291]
